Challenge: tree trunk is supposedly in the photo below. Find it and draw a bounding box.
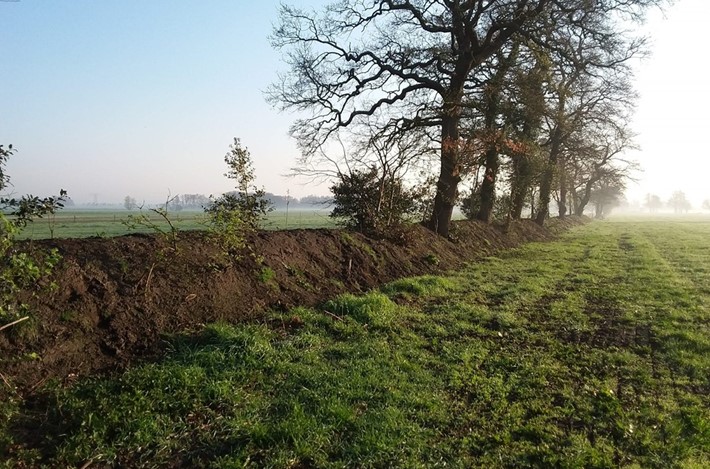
[575,180,594,216]
[510,156,529,220]
[428,113,461,237]
[529,187,537,219]
[476,147,499,223]
[476,47,518,224]
[571,189,580,215]
[558,157,567,217]
[535,127,562,225]
[594,203,603,219]
[536,166,555,225]
[574,187,592,216]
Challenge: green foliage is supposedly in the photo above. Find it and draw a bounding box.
[0,239,61,325]
[459,186,482,221]
[205,138,272,256]
[423,253,440,265]
[0,144,65,326]
[330,167,419,236]
[257,266,276,284]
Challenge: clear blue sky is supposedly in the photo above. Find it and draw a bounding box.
[1,0,708,206]
[0,0,326,204]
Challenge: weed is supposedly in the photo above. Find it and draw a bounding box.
[59,310,78,322]
[324,292,398,328]
[257,266,276,284]
[123,194,181,252]
[424,253,440,265]
[285,264,312,290]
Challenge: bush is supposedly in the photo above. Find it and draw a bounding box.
[0,144,66,325]
[330,167,419,236]
[205,138,272,256]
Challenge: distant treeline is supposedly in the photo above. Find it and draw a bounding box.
[165,193,331,211]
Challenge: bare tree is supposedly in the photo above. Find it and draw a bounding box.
[645,193,663,213]
[589,177,626,218]
[668,191,691,214]
[124,195,137,210]
[270,0,664,235]
[535,40,642,224]
[567,121,638,216]
[271,1,554,237]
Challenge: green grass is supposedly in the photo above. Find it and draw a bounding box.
[2,220,709,467]
[16,209,336,240]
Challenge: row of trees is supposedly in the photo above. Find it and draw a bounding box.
[123,193,331,211]
[269,0,666,236]
[645,191,702,214]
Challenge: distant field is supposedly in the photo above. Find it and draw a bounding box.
[16,208,337,239]
[3,219,708,467]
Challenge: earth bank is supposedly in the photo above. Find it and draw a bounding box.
[0,217,586,394]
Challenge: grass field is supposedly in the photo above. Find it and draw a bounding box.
[15,208,338,239]
[16,208,473,240]
[2,220,709,467]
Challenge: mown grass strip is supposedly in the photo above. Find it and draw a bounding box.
[2,220,709,468]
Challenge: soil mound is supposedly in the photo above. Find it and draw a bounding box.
[0,217,587,393]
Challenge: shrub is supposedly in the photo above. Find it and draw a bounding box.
[205,138,272,256]
[0,144,66,325]
[330,167,419,236]
[123,194,181,251]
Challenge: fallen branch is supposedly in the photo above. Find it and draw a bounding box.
[323,310,344,321]
[28,376,49,394]
[0,316,29,333]
[144,262,156,296]
[0,371,14,391]
[80,455,103,469]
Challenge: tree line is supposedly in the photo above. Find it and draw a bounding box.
[645,191,709,215]
[123,193,331,211]
[268,0,668,237]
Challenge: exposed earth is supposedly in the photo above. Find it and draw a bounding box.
[0,217,586,396]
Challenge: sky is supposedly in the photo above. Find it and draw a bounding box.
[0,0,708,206]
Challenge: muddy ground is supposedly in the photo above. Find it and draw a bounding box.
[0,217,586,395]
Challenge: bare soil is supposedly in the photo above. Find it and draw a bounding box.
[0,217,586,394]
